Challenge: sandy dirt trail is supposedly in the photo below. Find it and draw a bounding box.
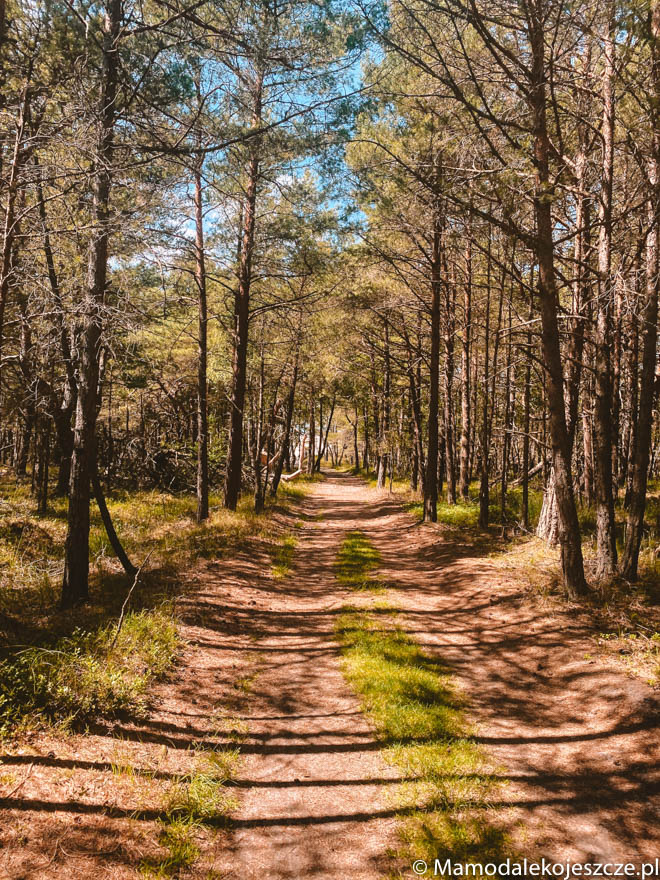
[222,471,659,876]
[345,474,660,866]
[216,475,401,880]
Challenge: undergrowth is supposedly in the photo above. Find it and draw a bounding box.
[0,604,180,735]
[0,470,317,734]
[139,746,242,877]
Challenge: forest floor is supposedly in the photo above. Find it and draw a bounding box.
[1,472,659,879]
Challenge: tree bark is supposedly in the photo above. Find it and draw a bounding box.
[271,341,300,496]
[193,147,209,523]
[592,2,618,577]
[459,232,472,501]
[377,319,391,488]
[224,68,263,510]
[61,0,121,608]
[424,160,442,522]
[620,2,660,579]
[444,263,456,503]
[529,11,588,596]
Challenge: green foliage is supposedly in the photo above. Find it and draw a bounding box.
[0,606,180,734]
[406,488,544,531]
[165,752,240,823]
[336,609,511,875]
[139,729,242,876]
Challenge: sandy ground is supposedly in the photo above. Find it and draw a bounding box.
[1,472,658,879]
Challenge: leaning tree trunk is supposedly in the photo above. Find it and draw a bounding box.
[316,393,336,472]
[91,448,136,576]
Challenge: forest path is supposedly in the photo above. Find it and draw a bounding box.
[216,473,400,880]
[220,471,660,875]
[2,473,658,879]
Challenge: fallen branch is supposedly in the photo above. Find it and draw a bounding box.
[281,468,302,482]
[3,762,34,799]
[111,550,155,649]
[510,461,544,486]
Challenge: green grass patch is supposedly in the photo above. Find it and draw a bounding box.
[406,500,480,529]
[335,531,385,592]
[336,608,511,876]
[139,750,240,878]
[405,488,545,532]
[272,533,297,579]
[0,604,180,734]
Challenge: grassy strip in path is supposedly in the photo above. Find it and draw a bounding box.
[334,532,511,877]
[335,530,386,593]
[138,745,242,877]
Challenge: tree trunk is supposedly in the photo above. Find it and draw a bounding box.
[377,319,391,489]
[592,2,618,577]
[478,231,492,528]
[307,390,316,475]
[444,264,456,503]
[224,68,263,510]
[529,12,588,596]
[91,448,136,575]
[620,6,660,579]
[193,145,209,523]
[61,0,121,608]
[316,394,336,471]
[522,285,533,530]
[271,342,300,496]
[459,232,471,501]
[424,161,442,522]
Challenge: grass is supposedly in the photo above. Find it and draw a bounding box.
[0,467,317,735]
[336,608,510,876]
[0,604,180,735]
[272,533,297,579]
[139,749,241,878]
[333,528,511,874]
[0,468,321,625]
[335,530,386,592]
[596,630,660,686]
[404,487,544,533]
